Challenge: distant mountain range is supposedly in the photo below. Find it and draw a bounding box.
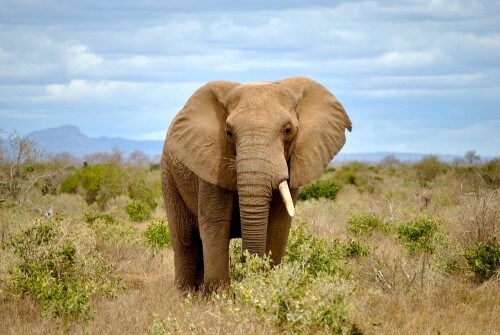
[27,125,465,163]
[27,125,164,159]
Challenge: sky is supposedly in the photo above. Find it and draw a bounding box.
[1,0,499,156]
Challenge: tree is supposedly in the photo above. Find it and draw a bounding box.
[464,150,481,164]
[128,150,150,165]
[0,130,66,203]
[381,155,400,165]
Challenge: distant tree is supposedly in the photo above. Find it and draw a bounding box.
[83,147,123,165]
[465,150,481,164]
[0,130,66,203]
[128,150,150,165]
[381,155,400,165]
[49,151,81,166]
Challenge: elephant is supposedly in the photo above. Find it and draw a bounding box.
[161,76,351,291]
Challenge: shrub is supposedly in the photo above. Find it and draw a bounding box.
[343,240,369,258]
[128,180,158,210]
[60,163,128,208]
[397,217,441,254]
[464,238,499,282]
[142,219,171,250]
[125,199,152,222]
[298,180,342,201]
[331,162,382,193]
[334,166,358,185]
[84,213,137,247]
[230,246,272,282]
[6,219,118,321]
[284,220,346,278]
[347,214,385,237]
[480,158,499,188]
[414,155,445,184]
[229,250,351,334]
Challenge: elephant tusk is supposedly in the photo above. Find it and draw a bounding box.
[279,180,295,218]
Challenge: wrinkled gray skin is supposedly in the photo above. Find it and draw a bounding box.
[161,77,351,291]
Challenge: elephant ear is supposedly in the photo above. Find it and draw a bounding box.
[277,77,352,188]
[166,81,240,190]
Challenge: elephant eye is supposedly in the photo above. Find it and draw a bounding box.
[226,130,233,138]
[284,125,292,135]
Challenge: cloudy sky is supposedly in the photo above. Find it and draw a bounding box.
[1,0,499,156]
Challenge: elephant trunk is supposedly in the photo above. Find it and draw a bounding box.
[238,182,271,256]
[236,143,276,257]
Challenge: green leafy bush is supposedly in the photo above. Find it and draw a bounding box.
[397,217,441,254]
[347,214,386,236]
[334,166,358,185]
[479,158,500,188]
[60,163,128,208]
[229,247,272,282]
[343,240,369,258]
[464,238,499,282]
[331,162,382,194]
[7,220,118,321]
[414,155,445,184]
[142,219,171,250]
[284,220,346,278]
[125,199,152,222]
[128,177,159,210]
[228,249,351,334]
[85,213,137,246]
[298,180,342,201]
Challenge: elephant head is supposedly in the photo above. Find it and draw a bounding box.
[166,77,351,256]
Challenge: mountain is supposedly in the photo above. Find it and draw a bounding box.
[27,125,164,158]
[27,125,466,162]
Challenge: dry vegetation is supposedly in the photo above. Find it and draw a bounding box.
[0,134,498,334]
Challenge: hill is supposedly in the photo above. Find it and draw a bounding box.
[27,125,164,158]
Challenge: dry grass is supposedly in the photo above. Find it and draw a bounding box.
[1,160,499,334]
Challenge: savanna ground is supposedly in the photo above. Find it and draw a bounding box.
[0,132,498,334]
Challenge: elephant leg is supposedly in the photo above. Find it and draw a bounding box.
[266,188,299,265]
[163,171,203,291]
[198,180,233,291]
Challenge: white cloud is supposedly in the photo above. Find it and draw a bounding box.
[65,45,103,75]
[377,49,444,68]
[45,80,135,100]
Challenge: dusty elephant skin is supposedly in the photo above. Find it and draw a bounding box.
[161,76,352,292]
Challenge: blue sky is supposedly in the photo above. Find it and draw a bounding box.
[1,0,499,156]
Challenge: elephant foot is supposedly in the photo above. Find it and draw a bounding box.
[201,279,230,295]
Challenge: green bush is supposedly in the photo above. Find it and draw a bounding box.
[60,163,128,208]
[343,240,369,258]
[397,217,441,254]
[330,162,382,194]
[284,220,346,278]
[347,214,385,237]
[334,166,358,185]
[229,250,351,334]
[414,155,445,184]
[142,219,171,250]
[464,238,499,282]
[85,213,137,246]
[128,177,159,210]
[298,180,342,201]
[480,158,499,188]
[125,200,152,222]
[7,220,118,321]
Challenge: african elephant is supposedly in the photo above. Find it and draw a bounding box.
[161,76,351,291]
